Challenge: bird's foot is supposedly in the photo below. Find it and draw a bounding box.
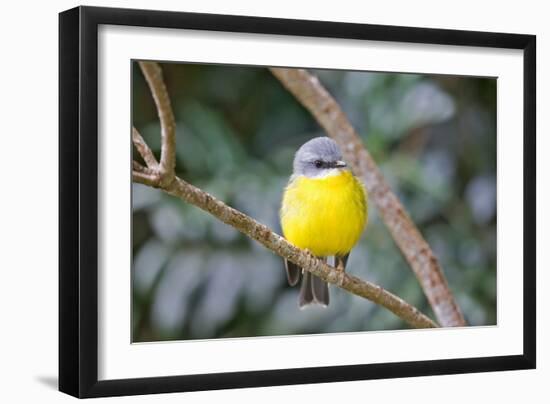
[301,248,315,274]
[335,258,346,286]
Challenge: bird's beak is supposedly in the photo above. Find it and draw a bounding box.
[334,160,347,168]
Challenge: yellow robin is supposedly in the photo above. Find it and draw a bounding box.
[280,137,368,307]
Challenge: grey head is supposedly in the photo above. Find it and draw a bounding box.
[293,137,347,178]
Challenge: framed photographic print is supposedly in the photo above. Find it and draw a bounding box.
[59,6,536,398]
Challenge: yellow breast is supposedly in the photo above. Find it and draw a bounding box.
[280,170,368,257]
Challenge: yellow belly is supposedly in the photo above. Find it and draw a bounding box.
[280,171,368,257]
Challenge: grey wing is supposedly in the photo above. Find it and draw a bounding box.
[284,259,301,286]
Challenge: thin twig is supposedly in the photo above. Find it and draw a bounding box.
[132,126,158,168]
[132,169,159,188]
[132,172,438,329]
[138,62,176,183]
[269,67,466,327]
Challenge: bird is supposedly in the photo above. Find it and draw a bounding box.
[280,137,368,307]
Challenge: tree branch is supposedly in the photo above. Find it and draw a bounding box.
[133,173,437,329]
[138,61,176,184]
[269,67,466,327]
[132,126,158,168]
[132,61,439,329]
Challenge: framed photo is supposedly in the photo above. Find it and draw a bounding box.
[59,6,536,398]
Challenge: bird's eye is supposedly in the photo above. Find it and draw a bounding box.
[314,160,323,168]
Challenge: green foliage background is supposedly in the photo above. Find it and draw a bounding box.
[132,62,496,342]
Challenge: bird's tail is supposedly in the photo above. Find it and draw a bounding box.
[284,257,329,307]
[284,254,351,308]
[300,271,329,307]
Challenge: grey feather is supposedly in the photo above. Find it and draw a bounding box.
[311,275,329,306]
[299,271,314,307]
[284,259,301,286]
[299,257,330,308]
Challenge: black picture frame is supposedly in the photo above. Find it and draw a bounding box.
[59,5,536,398]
